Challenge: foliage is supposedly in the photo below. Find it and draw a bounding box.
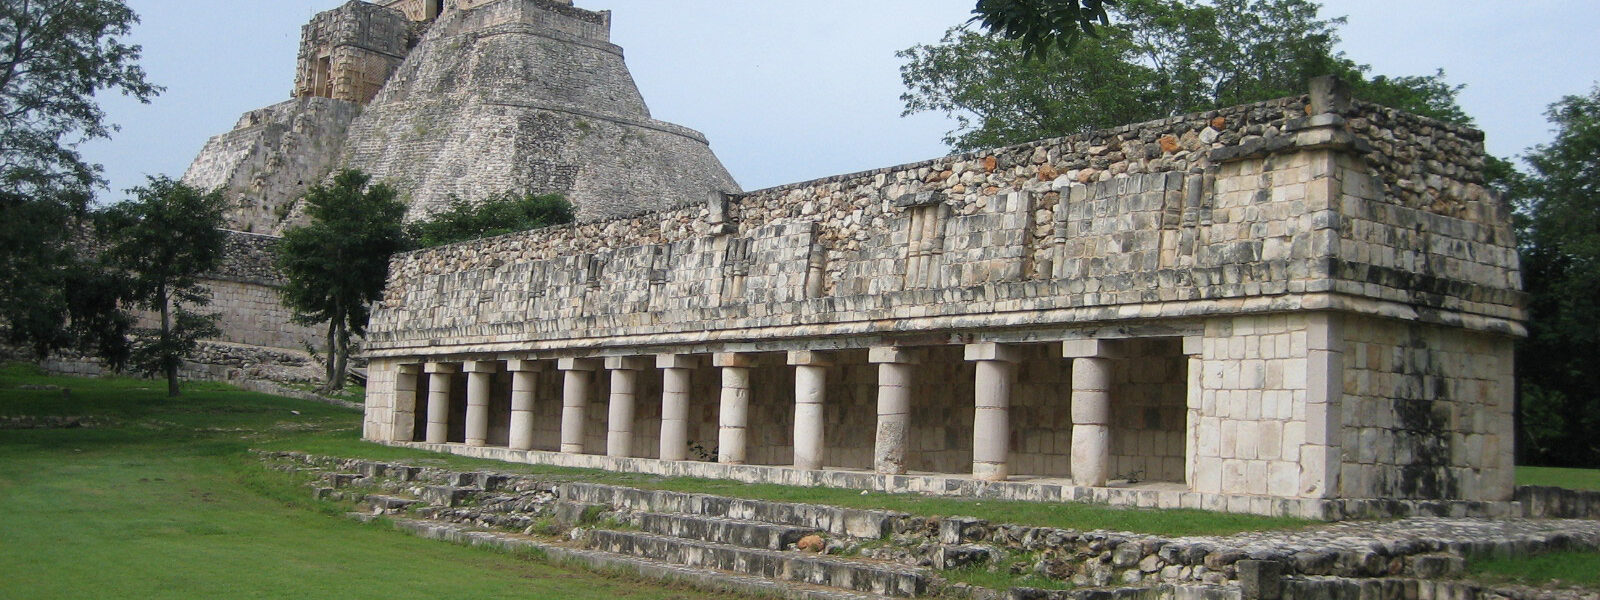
[407,191,575,249]
[970,0,1116,60]
[278,170,408,392]
[903,0,1471,151]
[1510,85,1600,467]
[100,177,226,396]
[0,0,157,357]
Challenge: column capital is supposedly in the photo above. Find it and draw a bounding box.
[463,360,499,374]
[964,342,1021,363]
[1062,339,1124,359]
[506,359,546,373]
[656,353,701,369]
[787,350,833,367]
[398,364,422,375]
[713,352,754,368]
[424,362,459,374]
[868,346,921,365]
[604,356,653,371]
[557,357,600,371]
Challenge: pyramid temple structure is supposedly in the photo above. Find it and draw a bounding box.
[182,0,738,234]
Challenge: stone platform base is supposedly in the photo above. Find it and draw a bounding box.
[382,441,1523,521]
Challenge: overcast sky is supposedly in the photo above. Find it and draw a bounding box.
[80,1,1600,204]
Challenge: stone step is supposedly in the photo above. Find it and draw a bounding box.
[629,510,819,551]
[361,494,421,512]
[384,517,899,600]
[585,529,931,597]
[560,482,904,540]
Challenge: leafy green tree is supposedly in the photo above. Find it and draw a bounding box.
[0,0,158,357]
[1510,85,1600,467]
[903,0,1471,151]
[407,191,575,249]
[102,177,227,397]
[971,0,1117,60]
[278,170,408,392]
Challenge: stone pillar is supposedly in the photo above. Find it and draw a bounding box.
[788,351,832,471]
[605,357,650,458]
[506,359,544,451]
[391,364,421,442]
[463,360,497,447]
[657,354,697,461]
[967,343,1020,481]
[714,353,754,465]
[558,358,598,454]
[1182,336,1203,488]
[1065,339,1116,487]
[423,363,458,444]
[869,347,920,475]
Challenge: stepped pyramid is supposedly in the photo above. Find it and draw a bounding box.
[183,0,739,235]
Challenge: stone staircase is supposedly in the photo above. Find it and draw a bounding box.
[260,452,1600,600]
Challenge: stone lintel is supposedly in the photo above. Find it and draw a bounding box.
[786,350,833,367]
[1062,339,1123,359]
[424,362,459,374]
[868,346,921,365]
[713,352,754,368]
[557,358,600,371]
[964,342,1020,363]
[604,356,652,371]
[397,364,422,375]
[1182,335,1204,356]
[893,190,946,208]
[463,360,500,373]
[656,353,701,370]
[505,359,546,372]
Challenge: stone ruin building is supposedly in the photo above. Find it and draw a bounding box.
[183,0,738,235]
[100,0,739,383]
[358,77,1525,519]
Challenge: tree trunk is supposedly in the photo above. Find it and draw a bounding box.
[323,319,337,392]
[160,287,179,397]
[331,320,348,392]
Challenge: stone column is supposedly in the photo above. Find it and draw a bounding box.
[423,363,458,444]
[506,359,544,451]
[605,357,650,458]
[869,347,919,475]
[966,343,1020,481]
[657,354,697,461]
[788,351,832,471]
[1181,336,1203,488]
[714,353,753,464]
[391,364,421,442]
[463,360,497,447]
[1065,339,1116,487]
[558,358,598,454]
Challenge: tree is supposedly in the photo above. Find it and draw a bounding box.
[407,191,576,248]
[970,0,1117,60]
[903,0,1472,151]
[102,177,227,397]
[0,0,158,356]
[277,170,408,392]
[1509,85,1600,467]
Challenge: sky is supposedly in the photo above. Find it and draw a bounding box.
[79,1,1600,204]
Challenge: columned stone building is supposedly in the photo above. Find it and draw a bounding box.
[361,80,1523,519]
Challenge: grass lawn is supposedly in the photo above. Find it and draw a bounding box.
[1470,551,1600,589]
[1517,465,1600,492]
[0,365,742,600]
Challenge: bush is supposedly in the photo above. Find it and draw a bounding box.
[407,192,575,248]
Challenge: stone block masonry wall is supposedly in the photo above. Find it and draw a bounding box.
[1337,314,1515,502]
[181,97,361,235]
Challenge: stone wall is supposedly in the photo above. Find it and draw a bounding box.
[292,1,415,104]
[181,97,361,235]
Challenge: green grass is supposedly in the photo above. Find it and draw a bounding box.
[1517,465,1600,492]
[1470,551,1600,589]
[0,365,744,600]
